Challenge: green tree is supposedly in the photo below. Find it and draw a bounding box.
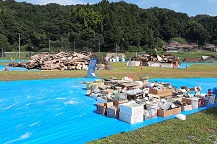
[0,34,10,51]
[185,21,211,45]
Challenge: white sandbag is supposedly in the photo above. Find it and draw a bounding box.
[176,114,186,120]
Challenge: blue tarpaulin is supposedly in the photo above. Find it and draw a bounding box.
[86,58,97,78]
[0,65,34,71]
[0,77,216,144]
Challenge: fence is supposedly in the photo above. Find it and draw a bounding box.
[0,40,122,59]
[0,52,52,59]
[49,41,117,53]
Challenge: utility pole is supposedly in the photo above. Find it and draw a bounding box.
[87,42,88,52]
[18,33,20,59]
[116,42,118,56]
[2,48,3,59]
[157,37,159,49]
[49,38,51,54]
[73,39,75,53]
[98,39,101,53]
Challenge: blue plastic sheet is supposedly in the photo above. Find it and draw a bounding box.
[0,77,216,144]
[86,58,97,78]
[0,65,32,71]
[0,60,28,63]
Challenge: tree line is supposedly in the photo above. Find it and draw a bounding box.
[0,0,216,53]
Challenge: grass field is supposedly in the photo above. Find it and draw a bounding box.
[0,60,217,144]
[1,62,217,81]
[169,51,217,61]
[88,108,217,144]
[124,50,217,61]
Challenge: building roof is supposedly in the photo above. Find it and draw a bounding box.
[106,53,125,57]
[205,44,216,48]
[184,57,201,62]
[168,41,195,49]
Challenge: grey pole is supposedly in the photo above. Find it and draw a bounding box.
[49,38,51,54]
[98,39,100,53]
[2,48,3,59]
[19,33,20,59]
[73,39,75,53]
[116,42,118,57]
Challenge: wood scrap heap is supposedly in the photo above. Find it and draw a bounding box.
[85,76,216,124]
[8,52,110,70]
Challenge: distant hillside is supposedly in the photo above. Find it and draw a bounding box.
[0,0,215,52]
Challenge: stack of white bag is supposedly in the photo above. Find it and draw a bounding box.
[119,101,144,124]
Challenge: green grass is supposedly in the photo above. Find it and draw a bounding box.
[166,51,217,61]
[1,62,217,81]
[123,50,217,61]
[88,108,217,144]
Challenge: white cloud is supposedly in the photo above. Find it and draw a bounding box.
[169,2,182,10]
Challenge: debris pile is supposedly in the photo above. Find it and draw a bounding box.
[130,53,180,68]
[8,52,109,70]
[85,76,216,124]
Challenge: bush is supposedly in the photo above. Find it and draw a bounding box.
[128,46,143,52]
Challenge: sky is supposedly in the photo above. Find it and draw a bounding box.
[15,0,217,17]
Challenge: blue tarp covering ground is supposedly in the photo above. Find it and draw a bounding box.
[0,65,39,71]
[0,60,28,63]
[0,65,32,71]
[0,77,216,144]
[0,59,37,71]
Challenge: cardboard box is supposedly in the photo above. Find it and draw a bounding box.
[106,102,114,108]
[119,103,143,116]
[97,108,106,115]
[149,88,172,97]
[181,104,192,111]
[113,99,128,107]
[97,103,106,107]
[181,98,192,105]
[157,107,181,118]
[168,97,192,111]
[97,103,106,115]
[107,106,119,118]
[97,102,113,108]
[119,112,143,124]
[182,97,199,109]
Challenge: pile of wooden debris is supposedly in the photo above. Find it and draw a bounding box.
[9,52,110,70]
